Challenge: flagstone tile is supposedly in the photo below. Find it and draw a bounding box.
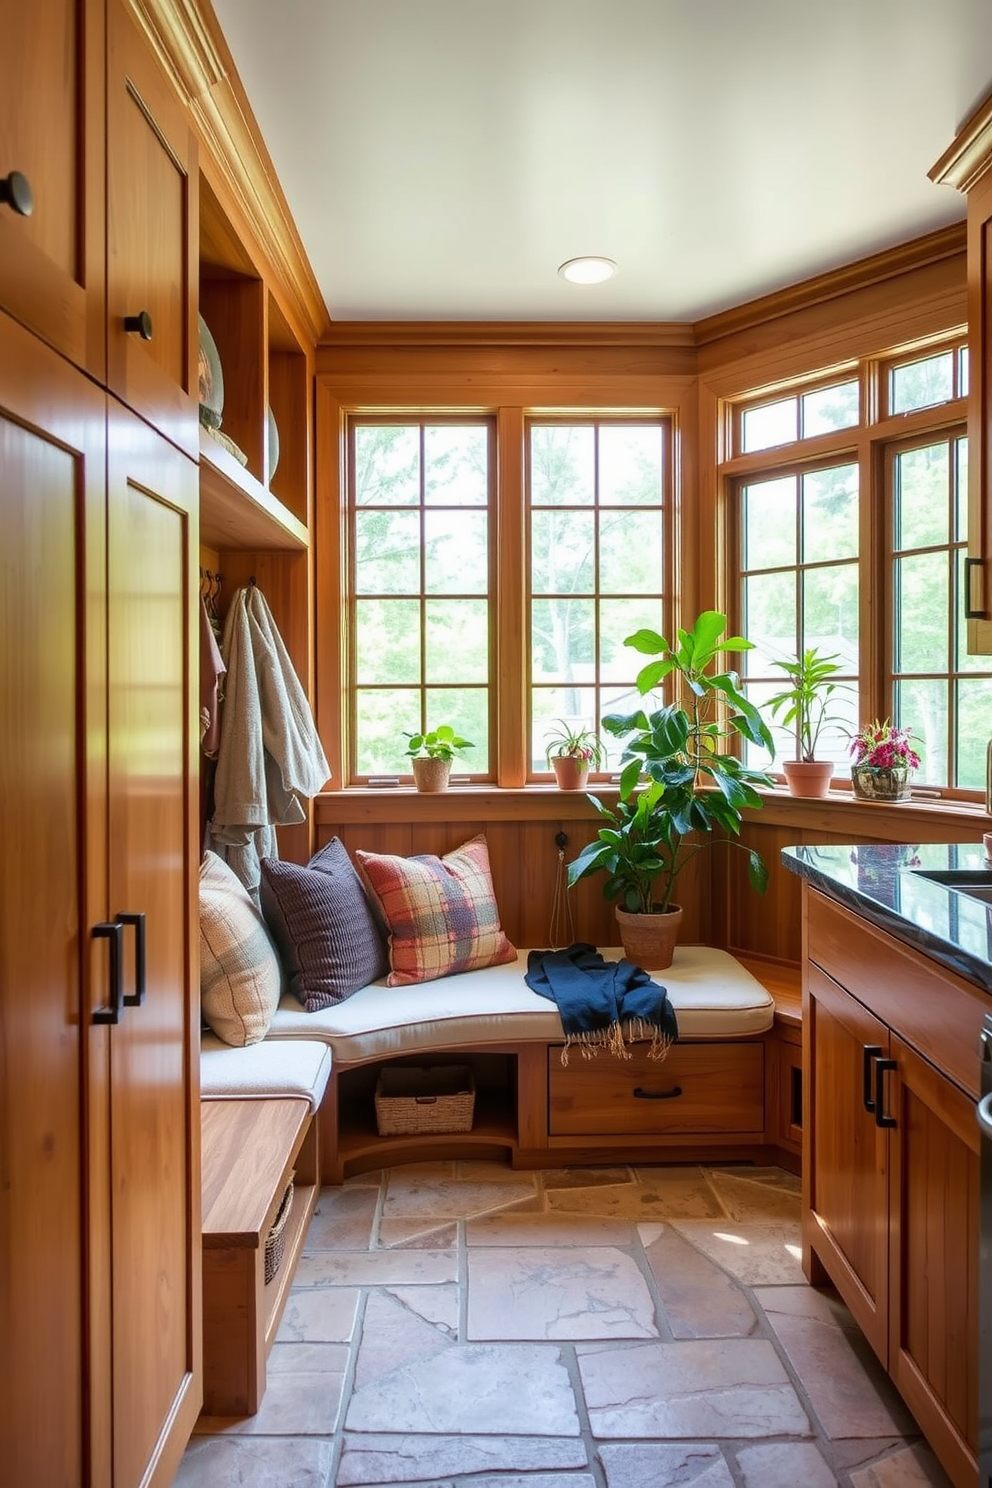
[345,1341,581,1435]
[376,1218,459,1249]
[171,1436,335,1487]
[354,1290,452,1390]
[195,1363,345,1436]
[542,1167,635,1189]
[295,1249,457,1287]
[266,1342,350,1374]
[457,1159,544,1182]
[703,1170,802,1223]
[847,1441,954,1486]
[670,1220,805,1285]
[641,1226,758,1338]
[383,1282,459,1333]
[705,1164,802,1194]
[467,1211,635,1246]
[303,1185,379,1250]
[546,1171,721,1219]
[336,1435,588,1486]
[754,1285,914,1437]
[467,1246,658,1340]
[598,1441,736,1487]
[735,1441,838,1487]
[576,1338,811,1438]
[381,1172,538,1219]
[277,1287,360,1343]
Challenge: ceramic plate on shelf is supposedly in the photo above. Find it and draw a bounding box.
[267,404,280,482]
[198,314,224,430]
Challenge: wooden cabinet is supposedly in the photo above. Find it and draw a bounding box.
[803,886,982,1488]
[0,0,106,378]
[0,309,201,1488]
[931,89,992,652]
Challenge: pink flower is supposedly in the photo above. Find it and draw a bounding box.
[849,719,921,770]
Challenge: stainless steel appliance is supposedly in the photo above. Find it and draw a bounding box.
[979,1015,992,1484]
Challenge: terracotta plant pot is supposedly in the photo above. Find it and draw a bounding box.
[551,755,590,791]
[411,756,451,793]
[615,904,683,971]
[782,759,834,798]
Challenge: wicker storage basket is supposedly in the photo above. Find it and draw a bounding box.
[374,1065,476,1136]
[264,1175,294,1285]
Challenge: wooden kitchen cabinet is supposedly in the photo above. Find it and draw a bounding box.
[0,0,106,379]
[804,886,982,1488]
[0,309,201,1488]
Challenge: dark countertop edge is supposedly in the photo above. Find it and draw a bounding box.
[783,850,992,996]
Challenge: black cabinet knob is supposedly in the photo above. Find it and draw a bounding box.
[124,310,153,341]
[0,171,34,217]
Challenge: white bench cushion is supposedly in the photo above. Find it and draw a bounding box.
[201,1033,331,1111]
[265,946,774,1066]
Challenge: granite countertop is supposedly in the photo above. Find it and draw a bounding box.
[782,841,992,993]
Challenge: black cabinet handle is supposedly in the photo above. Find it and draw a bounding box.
[124,310,153,341]
[874,1058,898,1128]
[862,1044,883,1112]
[0,171,33,217]
[119,912,147,1008]
[633,1085,683,1100]
[92,921,124,1025]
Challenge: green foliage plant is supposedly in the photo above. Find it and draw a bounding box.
[543,720,606,768]
[767,647,846,762]
[566,610,775,914]
[403,725,474,763]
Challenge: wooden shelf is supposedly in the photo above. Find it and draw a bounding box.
[337,1090,517,1171]
[199,425,308,551]
[262,1178,317,1351]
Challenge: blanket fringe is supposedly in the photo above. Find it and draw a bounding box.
[560,1018,673,1066]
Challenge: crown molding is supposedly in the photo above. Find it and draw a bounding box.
[693,224,966,347]
[930,89,992,193]
[319,320,697,350]
[127,0,330,345]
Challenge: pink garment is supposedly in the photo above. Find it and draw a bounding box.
[200,596,226,757]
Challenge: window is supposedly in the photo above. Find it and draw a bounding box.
[349,419,493,778]
[528,420,667,776]
[727,336,981,795]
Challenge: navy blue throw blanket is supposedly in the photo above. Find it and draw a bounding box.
[524,943,679,1064]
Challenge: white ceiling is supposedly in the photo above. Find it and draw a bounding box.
[211,0,992,325]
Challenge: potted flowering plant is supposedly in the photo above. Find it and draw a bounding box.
[849,719,921,802]
[543,720,606,791]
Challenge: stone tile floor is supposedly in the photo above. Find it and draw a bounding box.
[172,1161,953,1488]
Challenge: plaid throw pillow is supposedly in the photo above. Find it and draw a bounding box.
[355,834,516,987]
[199,850,282,1045]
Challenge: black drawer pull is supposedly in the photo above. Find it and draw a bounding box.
[874,1057,898,1129]
[633,1085,683,1100]
[119,911,147,1007]
[92,921,124,1025]
[0,171,33,217]
[124,310,153,340]
[863,1044,883,1112]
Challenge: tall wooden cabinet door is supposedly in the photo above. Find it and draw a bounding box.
[805,964,889,1359]
[888,1038,979,1488]
[0,311,106,1487]
[0,0,106,377]
[106,0,198,461]
[105,396,201,1488]
[964,164,992,654]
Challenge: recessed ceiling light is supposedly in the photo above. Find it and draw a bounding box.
[558,256,617,285]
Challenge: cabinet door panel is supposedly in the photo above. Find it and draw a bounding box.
[106,398,200,1488]
[806,963,889,1358]
[0,312,106,1488]
[0,0,105,375]
[890,1038,979,1485]
[107,0,197,458]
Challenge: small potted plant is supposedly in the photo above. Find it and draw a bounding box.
[403,725,474,792]
[849,719,921,802]
[543,720,606,791]
[767,647,848,798]
[566,610,775,968]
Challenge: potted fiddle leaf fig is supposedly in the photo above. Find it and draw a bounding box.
[403,724,474,792]
[767,646,848,797]
[566,610,775,967]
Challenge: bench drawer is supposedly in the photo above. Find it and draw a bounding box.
[548,1041,764,1136]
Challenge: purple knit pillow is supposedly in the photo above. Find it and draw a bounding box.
[259,838,388,1011]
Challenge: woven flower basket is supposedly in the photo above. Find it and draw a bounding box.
[374,1065,475,1135]
[264,1175,294,1285]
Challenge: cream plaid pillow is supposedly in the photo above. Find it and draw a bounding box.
[199,850,282,1045]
